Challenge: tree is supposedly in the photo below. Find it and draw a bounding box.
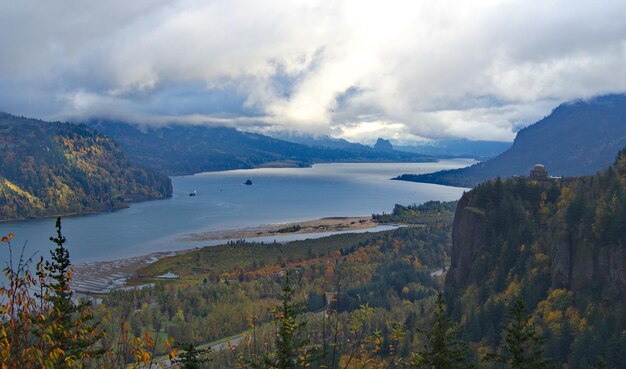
[172,343,212,369]
[484,296,552,369]
[410,293,474,369]
[265,271,311,369]
[42,217,102,368]
[589,357,608,369]
[0,231,56,369]
[1,221,176,369]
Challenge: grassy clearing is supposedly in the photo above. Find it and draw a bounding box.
[133,231,385,284]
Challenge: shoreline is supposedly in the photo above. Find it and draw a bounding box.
[72,216,380,294]
[177,216,377,242]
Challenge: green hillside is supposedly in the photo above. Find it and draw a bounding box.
[0,113,172,220]
[87,120,433,176]
[445,149,626,368]
[397,94,626,187]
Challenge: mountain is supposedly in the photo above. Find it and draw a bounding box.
[0,113,172,221]
[280,133,511,160]
[396,94,626,187]
[373,137,393,152]
[270,132,374,152]
[444,149,626,368]
[87,120,433,176]
[395,139,511,160]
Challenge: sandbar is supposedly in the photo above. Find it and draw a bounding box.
[72,216,377,294]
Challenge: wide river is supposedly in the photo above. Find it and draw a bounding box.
[0,160,472,265]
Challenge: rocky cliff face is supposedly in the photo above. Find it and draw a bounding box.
[445,194,487,293]
[447,170,625,301]
[545,196,625,297]
[444,151,626,368]
[374,138,393,152]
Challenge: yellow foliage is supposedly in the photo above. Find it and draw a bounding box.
[546,310,563,324]
[412,258,422,269]
[503,281,520,299]
[558,186,575,210]
[1,178,42,206]
[534,252,549,264]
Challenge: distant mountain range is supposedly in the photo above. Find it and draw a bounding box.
[396,94,626,187]
[270,132,375,152]
[87,120,433,176]
[395,139,511,160]
[274,133,510,160]
[0,113,171,221]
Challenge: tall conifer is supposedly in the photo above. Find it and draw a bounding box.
[484,296,552,369]
[411,293,474,369]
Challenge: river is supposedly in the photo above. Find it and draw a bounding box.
[0,160,472,265]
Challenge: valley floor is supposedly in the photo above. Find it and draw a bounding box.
[71,215,380,294]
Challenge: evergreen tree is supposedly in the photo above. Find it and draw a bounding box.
[484,296,552,369]
[43,217,101,368]
[172,343,212,369]
[46,217,73,331]
[410,293,474,369]
[589,357,607,369]
[264,271,310,369]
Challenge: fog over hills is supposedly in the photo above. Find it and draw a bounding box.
[396,94,626,187]
[87,120,433,176]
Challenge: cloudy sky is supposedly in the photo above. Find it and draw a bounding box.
[1,0,626,143]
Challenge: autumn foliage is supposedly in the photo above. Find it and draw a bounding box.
[0,219,177,369]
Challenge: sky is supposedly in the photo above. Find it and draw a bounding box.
[1,0,626,144]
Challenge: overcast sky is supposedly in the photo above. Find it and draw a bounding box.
[1,0,626,143]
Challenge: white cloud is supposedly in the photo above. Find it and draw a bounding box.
[1,0,625,142]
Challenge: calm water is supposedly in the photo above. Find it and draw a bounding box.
[0,160,472,265]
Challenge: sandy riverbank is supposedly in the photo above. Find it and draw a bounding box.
[72,216,378,294]
[71,251,181,294]
[177,216,377,242]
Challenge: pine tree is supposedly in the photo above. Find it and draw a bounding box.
[589,357,607,369]
[410,293,475,369]
[264,270,310,369]
[44,217,102,368]
[46,217,73,333]
[172,343,212,369]
[484,296,552,369]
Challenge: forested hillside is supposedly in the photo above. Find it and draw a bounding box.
[3,177,623,367]
[396,94,626,187]
[445,149,626,368]
[0,113,172,220]
[88,120,432,176]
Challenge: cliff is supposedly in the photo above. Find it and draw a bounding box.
[0,113,172,221]
[445,149,626,368]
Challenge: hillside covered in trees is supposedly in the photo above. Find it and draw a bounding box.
[0,113,172,220]
[2,166,624,367]
[87,120,433,176]
[445,148,626,368]
[396,94,626,187]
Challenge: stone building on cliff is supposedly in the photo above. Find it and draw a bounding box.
[530,164,548,180]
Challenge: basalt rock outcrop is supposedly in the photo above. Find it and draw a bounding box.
[444,149,626,368]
